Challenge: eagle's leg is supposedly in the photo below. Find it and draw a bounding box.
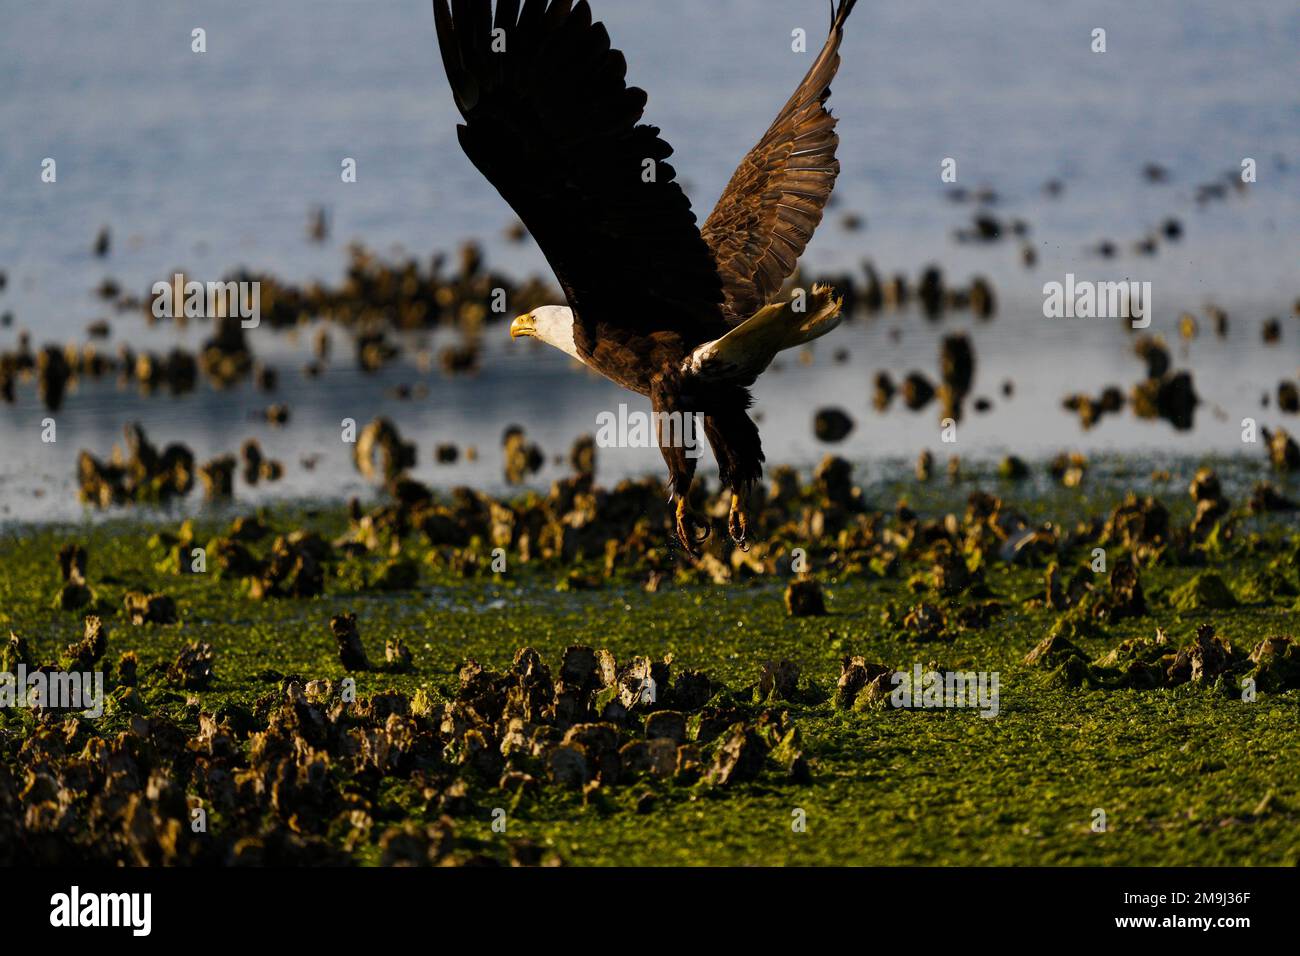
[728,492,750,550]
[703,407,764,550]
[675,495,711,554]
[652,379,711,556]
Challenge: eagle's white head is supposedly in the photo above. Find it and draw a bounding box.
[510,306,580,362]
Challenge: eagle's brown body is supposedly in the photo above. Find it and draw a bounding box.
[434,0,859,550]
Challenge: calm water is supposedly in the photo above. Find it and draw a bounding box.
[1,0,1298,520]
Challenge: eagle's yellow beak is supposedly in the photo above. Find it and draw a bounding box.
[510,313,536,340]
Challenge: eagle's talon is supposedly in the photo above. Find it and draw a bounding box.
[675,498,710,555]
[728,494,750,549]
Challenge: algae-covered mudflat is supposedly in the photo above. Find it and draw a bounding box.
[2,457,1296,866]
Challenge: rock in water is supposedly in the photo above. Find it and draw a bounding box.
[330,613,371,671]
[785,578,827,616]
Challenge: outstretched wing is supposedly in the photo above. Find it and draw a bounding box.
[701,0,858,323]
[434,0,727,347]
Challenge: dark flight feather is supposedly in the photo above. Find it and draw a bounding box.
[434,0,729,380]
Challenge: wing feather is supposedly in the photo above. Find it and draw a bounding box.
[701,0,859,322]
[434,0,727,349]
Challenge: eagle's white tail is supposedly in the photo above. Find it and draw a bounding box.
[684,284,843,383]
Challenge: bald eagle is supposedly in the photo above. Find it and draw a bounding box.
[434,0,858,553]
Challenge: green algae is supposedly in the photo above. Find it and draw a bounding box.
[1,469,1298,866]
[1170,573,1239,611]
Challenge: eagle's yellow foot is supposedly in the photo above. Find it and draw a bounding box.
[675,497,711,555]
[728,494,750,551]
